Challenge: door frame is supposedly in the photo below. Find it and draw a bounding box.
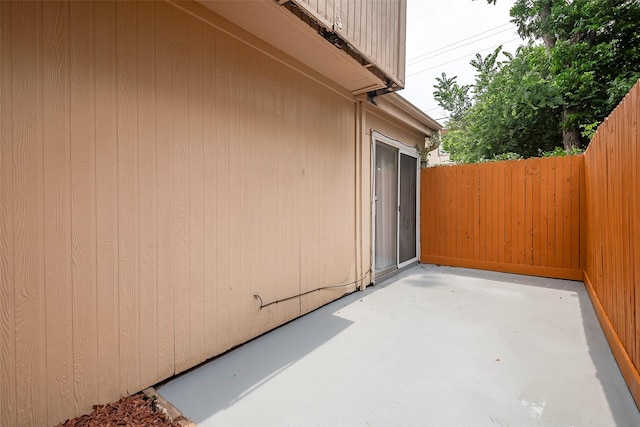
[371,130,420,281]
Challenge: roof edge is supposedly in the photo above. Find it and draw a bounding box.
[365,92,442,136]
[382,93,443,132]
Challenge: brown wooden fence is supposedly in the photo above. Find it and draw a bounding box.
[583,80,640,405]
[420,155,585,280]
[420,79,640,408]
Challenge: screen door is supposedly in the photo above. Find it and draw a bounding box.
[399,153,417,265]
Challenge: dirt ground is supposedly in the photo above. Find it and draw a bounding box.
[57,393,187,427]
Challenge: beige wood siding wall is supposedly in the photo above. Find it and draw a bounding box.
[294,0,406,86]
[366,109,425,149]
[0,1,363,425]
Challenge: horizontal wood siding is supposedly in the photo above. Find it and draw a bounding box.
[420,156,584,280]
[584,80,640,408]
[0,1,361,425]
[294,0,405,85]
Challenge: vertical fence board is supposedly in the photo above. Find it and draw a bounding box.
[634,84,640,371]
[492,163,501,261]
[478,164,487,260]
[562,156,573,270]
[420,169,429,258]
[444,167,452,257]
[421,154,584,280]
[531,159,541,266]
[503,162,513,264]
[539,158,548,266]
[456,165,464,259]
[436,168,443,256]
[463,166,470,259]
[496,162,505,263]
[570,155,581,270]
[621,97,635,364]
[547,158,557,267]
[525,160,533,265]
[515,161,526,265]
[486,163,495,261]
[464,165,473,260]
[466,165,474,260]
[554,158,564,268]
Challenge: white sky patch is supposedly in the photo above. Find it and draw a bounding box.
[402,0,523,124]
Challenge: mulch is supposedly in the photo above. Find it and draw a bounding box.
[57,393,186,427]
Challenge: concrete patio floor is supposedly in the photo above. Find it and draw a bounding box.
[158,264,640,426]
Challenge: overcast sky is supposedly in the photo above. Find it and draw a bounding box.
[402,0,523,123]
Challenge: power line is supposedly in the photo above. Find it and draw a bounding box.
[406,37,522,78]
[424,106,444,112]
[407,22,514,64]
[407,26,518,66]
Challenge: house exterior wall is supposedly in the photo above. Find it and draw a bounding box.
[0,1,369,425]
[427,147,453,166]
[293,0,406,87]
[366,109,427,149]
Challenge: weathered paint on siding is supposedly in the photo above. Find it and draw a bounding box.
[294,0,406,86]
[0,1,367,425]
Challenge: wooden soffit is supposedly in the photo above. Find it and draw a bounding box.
[196,0,387,95]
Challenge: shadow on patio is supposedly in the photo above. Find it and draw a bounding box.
[158,264,640,426]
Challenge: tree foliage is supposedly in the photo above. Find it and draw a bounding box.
[435,0,640,163]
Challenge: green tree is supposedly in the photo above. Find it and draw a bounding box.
[436,45,562,163]
[436,0,640,162]
[433,73,471,122]
[486,0,640,149]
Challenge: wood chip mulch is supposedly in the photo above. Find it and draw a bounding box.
[57,393,186,427]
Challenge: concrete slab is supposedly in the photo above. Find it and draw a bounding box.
[158,265,640,426]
